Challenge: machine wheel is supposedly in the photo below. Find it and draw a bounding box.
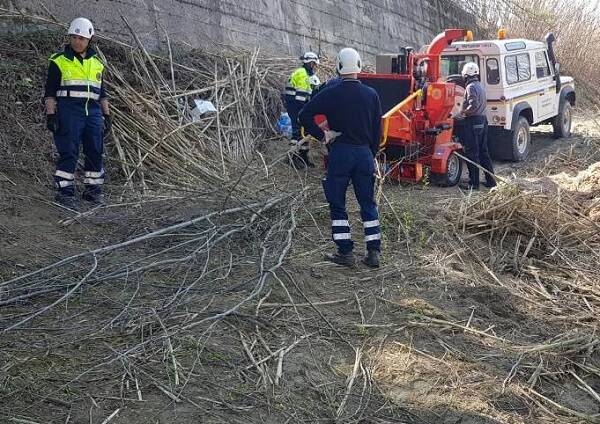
[552,102,572,138]
[510,116,531,161]
[430,152,462,187]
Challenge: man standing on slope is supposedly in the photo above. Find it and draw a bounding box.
[455,62,496,190]
[283,51,320,168]
[44,17,111,209]
[299,48,383,268]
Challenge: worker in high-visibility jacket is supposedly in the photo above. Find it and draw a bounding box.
[44,17,111,209]
[283,52,320,168]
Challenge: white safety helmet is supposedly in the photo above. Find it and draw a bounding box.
[308,74,321,87]
[68,17,95,39]
[461,62,480,77]
[301,51,320,65]
[337,48,362,75]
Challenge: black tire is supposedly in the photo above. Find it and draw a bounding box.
[430,152,462,187]
[487,126,512,160]
[552,102,572,138]
[511,117,531,161]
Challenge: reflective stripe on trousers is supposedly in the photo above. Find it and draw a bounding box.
[323,143,381,253]
[53,99,105,196]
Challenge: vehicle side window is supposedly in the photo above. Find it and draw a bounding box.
[486,58,500,84]
[505,53,531,84]
[441,54,480,78]
[535,51,551,78]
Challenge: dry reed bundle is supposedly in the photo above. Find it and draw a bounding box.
[459,169,599,267]
[452,160,600,414]
[457,163,600,311]
[103,21,288,190]
[430,157,600,421]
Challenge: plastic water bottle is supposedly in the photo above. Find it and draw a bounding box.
[277,112,292,138]
[276,113,286,134]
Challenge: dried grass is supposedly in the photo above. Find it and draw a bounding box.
[456,0,600,104]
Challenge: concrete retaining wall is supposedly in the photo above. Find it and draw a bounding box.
[5,0,474,60]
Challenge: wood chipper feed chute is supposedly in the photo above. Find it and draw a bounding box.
[380,89,423,149]
[358,29,468,186]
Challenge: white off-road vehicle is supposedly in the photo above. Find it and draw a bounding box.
[441,32,576,161]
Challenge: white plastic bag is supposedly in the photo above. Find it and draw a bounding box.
[190,99,217,121]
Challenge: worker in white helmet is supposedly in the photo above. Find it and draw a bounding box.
[44,17,111,209]
[454,62,496,190]
[299,48,383,268]
[283,51,320,168]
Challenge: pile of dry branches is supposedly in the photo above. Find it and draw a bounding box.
[458,168,599,271]
[105,17,290,190]
[450,157,600,421]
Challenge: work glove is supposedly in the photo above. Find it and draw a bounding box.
[323,130,342,144]
[46,114,59,133]
[103,114,112,134]
[309,74,321,88]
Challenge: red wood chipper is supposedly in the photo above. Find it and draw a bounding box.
[357,29,467,186]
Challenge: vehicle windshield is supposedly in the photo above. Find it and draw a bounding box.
[441,54,479,78]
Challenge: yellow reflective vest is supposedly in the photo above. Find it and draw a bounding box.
[284,67,312,103]
[49,51,104,102]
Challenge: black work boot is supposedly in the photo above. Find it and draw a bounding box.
[483,180,497,189]
[82,191,105,206]
[324,251,356,267]
[362,250,381,268]
[55,192,79,210]
[459,182,479,191]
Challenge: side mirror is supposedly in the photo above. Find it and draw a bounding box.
[554,63,560,74]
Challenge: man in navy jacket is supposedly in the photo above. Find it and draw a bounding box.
[299,48,383,268]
